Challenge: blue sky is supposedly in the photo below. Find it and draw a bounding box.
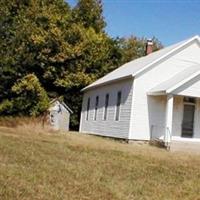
[67,0,200,46]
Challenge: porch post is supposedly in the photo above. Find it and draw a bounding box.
[165,94,174,144]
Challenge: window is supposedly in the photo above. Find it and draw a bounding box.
[104,94,109,120]
[94,96,99,120]
[184,97,195,104]
[86,98,90,120]
[115,91,122,121]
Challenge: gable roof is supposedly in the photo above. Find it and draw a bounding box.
[82,35,200,91]
[148,65,200,95]
[49,98,73,113]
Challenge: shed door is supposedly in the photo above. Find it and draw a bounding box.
[182,104,195,138]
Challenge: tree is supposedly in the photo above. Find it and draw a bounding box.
[0,0,163,130]
[119,36,163,64]
[12,74,49,116]
[0,0,71,99]
[0,74,49,116]
[0,0,123,129]
[72,0,106,33]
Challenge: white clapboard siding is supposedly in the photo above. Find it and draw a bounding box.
[80,36,200,141]
[130,40,200,140]
[80,78,133,139]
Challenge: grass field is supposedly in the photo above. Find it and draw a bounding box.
[0,125,200,200]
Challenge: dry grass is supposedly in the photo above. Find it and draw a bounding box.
[0,116,40,127]
[0,116,53,134]
[0,122,200,200]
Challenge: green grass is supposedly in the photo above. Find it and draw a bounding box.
[0,126,200,200]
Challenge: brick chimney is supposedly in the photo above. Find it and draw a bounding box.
[146,39,153,55]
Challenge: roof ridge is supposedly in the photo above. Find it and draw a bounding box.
[82,35,200,91]
[134,35,200,77]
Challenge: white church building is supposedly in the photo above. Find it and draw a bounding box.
[79,35,200,148]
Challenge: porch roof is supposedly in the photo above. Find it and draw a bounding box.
[148,65,200,96]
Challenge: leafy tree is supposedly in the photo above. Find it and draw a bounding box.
[72,0,106,33]
[0,74,49,116]
[0,0,71,99]
[119,36,163,64]
[0,0,122,129]
[0,0,162,130]
[12,74,49,116]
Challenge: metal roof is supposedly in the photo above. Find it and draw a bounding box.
[82,35,200,91]
[148,65,200,95]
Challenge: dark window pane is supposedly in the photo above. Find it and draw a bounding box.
[115,91,121,121]
[104,94,109,120]
[184,97,195,104]
[182,104,195,137]
[94,96,99,120]
[86,98,90,120]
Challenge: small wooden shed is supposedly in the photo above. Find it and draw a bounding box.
[48,99,73,131]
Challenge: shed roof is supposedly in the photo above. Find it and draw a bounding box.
[82,35,200,91]
[49,99,73,113]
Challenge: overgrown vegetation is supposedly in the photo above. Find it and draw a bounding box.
[0,126,200,200]
[0,74,49,116]
[0,0,163,129]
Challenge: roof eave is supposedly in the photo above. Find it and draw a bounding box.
[49,98,73,113]
[147,91,167,96]
[62,102,73,114]
[81,75,133,92]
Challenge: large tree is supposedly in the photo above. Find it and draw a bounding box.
[0,0,123,129]
[72,0,106,33]
[0,0,162,129]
